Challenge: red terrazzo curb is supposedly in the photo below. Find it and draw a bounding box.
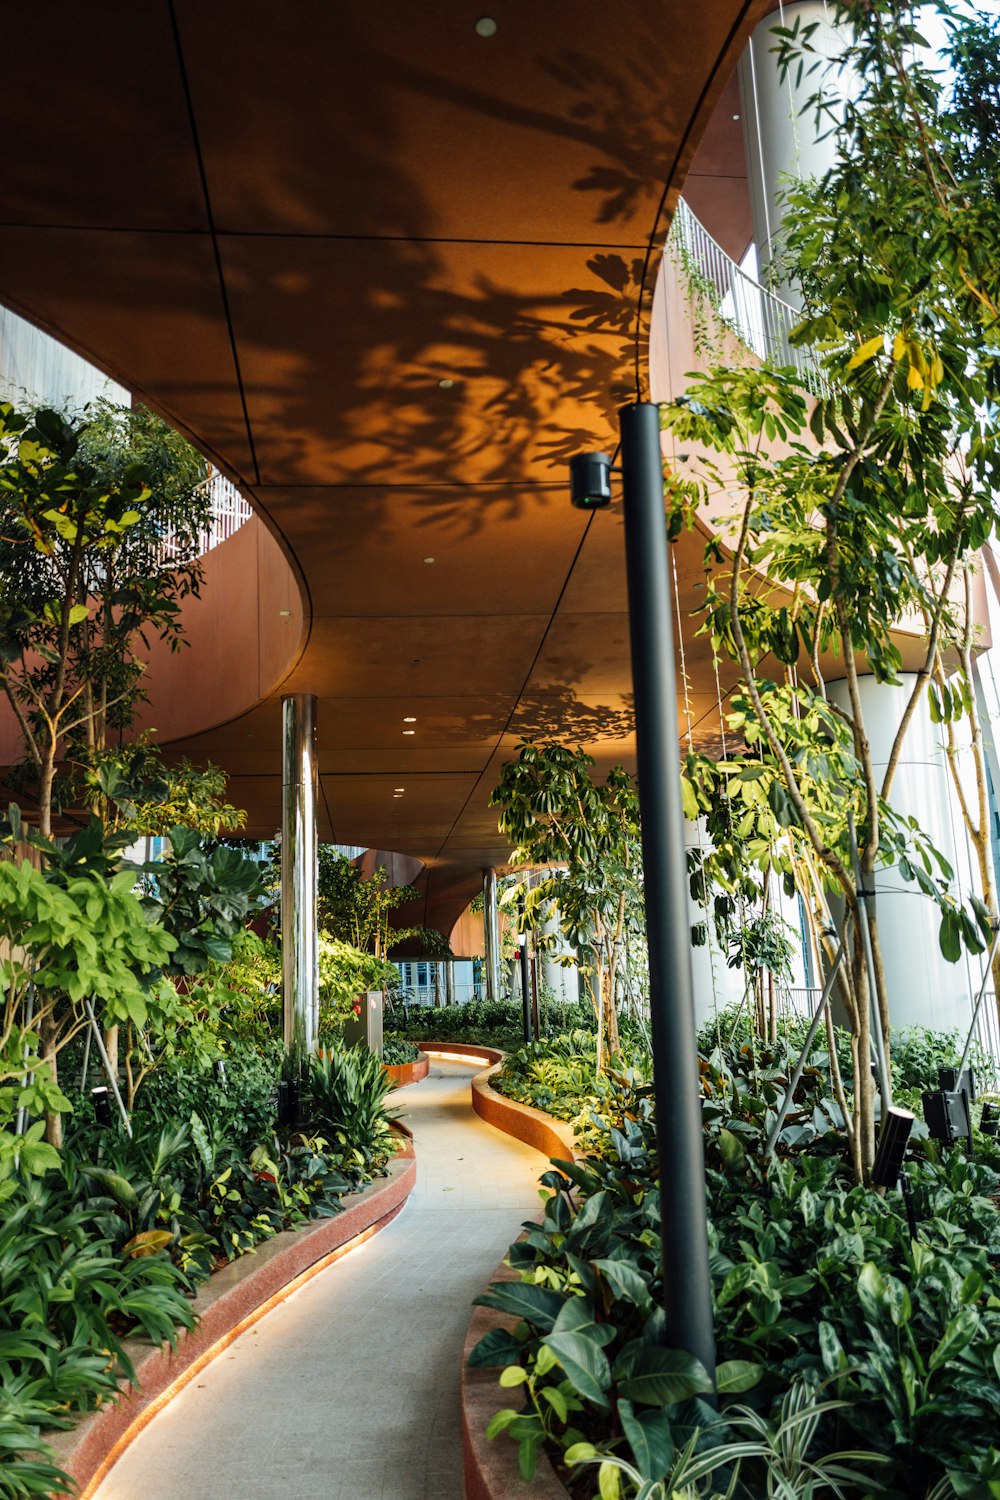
[47,1139,416,1497]
[385,1049,430,1087]
[462,1262,569,1500]
[462,1075,579,1500]
[471,1065,578,1161]
[421,1041,504,1067]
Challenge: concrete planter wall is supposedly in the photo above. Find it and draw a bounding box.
[462,1064,578,1500]
[47,1139,416,1498]
[384,1049,430,1087]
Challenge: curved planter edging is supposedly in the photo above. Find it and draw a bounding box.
[421,1041,504,1067]
[463,1082,579,1500]
[471,1066,578,1162]
[384,1050,430,1087]
[47,1139,416,1499]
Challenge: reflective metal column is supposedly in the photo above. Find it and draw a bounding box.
[282,694,319,1072]
[482,866,501,1004]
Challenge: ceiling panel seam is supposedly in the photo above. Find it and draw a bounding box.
[166,0,262,488]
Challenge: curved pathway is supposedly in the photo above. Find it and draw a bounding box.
[92,1059,546,1500]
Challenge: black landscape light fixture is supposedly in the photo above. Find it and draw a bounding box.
[871,1105,917,1239]
[91,1086,112,1128]
[922,1087,972,1148]
[871,1106,915,1189]
[569,403,716,1391]
[981,1101,1000,1138]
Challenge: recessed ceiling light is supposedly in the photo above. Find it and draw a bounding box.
[438,378,455,389]
[475,16,497,37]
[403,716,417,722]
[393,793,403,798]
[403,729,415,735]
[423,556,435,564]
[732,113,741,121]
[279,609,291,617]
[394,787,405,793]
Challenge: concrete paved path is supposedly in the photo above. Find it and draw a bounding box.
[92,1059,546,1500]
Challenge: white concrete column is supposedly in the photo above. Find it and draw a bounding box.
[737,2,854,303]
[538,906,578,1007]
[482,867,501,1004]
[828,675,977,1030]
[282,694,319,1068]
[685,818,745,1031]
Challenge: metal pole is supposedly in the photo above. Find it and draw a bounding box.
[619,400,715,1384]
[848,814,891,1108]
[518,895,532,1044]
[958,922,1000,1077]
[282,694,319,1077]
[483,866,501,1004]
[14,979,35,1138]
[764,934,845,1158]
[84,1000,132,1136]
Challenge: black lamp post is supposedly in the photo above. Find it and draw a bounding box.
[570,402,716,1385]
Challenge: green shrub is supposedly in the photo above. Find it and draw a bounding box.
[472,1033,1000,1497]
[381,1037,421,1067]
[304,1045,397,1173]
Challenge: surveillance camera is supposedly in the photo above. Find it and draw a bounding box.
[569,452,613,509]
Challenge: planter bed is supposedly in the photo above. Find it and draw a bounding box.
[47,1136,416,1499]
[384,1048,430,1088]
[471,1063,577,1161]
[462,1069,578,1500]
[463,1260,569,1500]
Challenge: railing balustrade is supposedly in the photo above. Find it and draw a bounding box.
[668,198,826,391]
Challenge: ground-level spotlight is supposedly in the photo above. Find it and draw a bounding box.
[922,1088,973,1147]
[871,1106,915,1189]
[981,1101,1000,1137]
[872,1106,917,1240]
[91,1086,112,1128]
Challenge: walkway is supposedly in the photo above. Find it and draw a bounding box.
[91,1059,547,1500]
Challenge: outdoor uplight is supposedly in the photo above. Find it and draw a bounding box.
[569,451,614,510]
[91,1086,112,1128]
[871,1106,915,1189]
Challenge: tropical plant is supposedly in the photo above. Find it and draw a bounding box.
[491,742,645,1068]
[0,400,211,837]
[84,734,246,837]
[303,1044,397,1173]
[666,0,1000,1179]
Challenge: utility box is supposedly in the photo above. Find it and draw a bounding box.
[341,990,384,1056]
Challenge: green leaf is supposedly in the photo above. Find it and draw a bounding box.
[542,1331,612,1409]
[475,1283,565,1332]
[79,1164,139,1211]
[718,1128,746,1170]
[928,1308,979,1373]
[618,1400,675,1482]
[598,1462,622,1500]
[499,1365,528,1387]
[613,1345,713,1406]
[715,1359,763,1394]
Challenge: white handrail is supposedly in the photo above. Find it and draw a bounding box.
[669,198,826,390]
[155,469,253,564]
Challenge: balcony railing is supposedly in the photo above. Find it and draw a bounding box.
[155,469,253,564]
[668,198,826,390]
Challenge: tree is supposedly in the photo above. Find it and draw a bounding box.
[490,741,644,1069]
[663,1,1000,1179]
[84,734,247,838]
[0,400,211,835]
